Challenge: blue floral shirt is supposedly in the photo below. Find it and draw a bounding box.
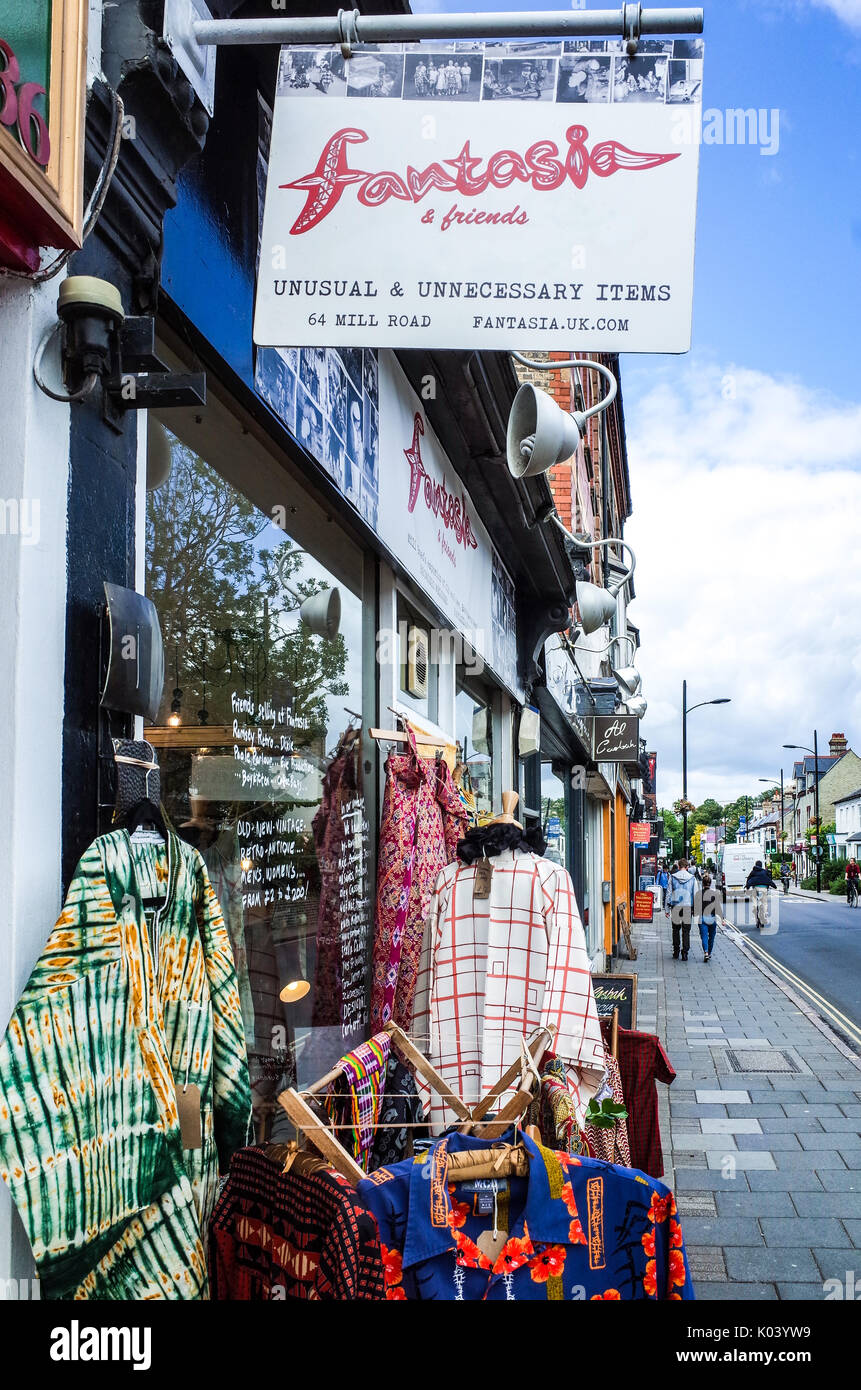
[357,1130,694,1301]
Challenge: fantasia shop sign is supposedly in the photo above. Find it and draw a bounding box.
[255,39,704,352]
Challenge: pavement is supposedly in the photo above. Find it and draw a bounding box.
[624,906,861,1301]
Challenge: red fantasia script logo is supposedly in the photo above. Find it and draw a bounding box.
[405,413,478,553]
[282,125,680,235]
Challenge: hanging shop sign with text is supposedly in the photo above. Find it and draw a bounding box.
[591,714,640,761]
[0,2,88,272]
[378,352,521,699]
[255,39,705,353]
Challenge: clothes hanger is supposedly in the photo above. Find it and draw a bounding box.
[124,799,169,843]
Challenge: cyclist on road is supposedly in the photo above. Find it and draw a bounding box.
[846,858,860,907]
[780,862,791,895]
[745,860,775,929]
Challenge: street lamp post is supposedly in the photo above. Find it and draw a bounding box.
[783,733,822,892]
[682,681,731,864]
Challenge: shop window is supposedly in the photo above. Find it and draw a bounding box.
[456,676,494,816]
[146,424,370,1132]
[396,591,439,723]
[540,763,566,868]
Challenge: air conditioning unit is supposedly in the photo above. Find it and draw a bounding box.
[406,625,429,699]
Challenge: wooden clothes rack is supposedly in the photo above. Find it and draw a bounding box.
[277,1022,556,1186]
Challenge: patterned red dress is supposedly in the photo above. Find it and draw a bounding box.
[370,730,467,1031]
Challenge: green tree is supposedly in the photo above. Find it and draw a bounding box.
[693,798,724,827]
[659,807,684,861]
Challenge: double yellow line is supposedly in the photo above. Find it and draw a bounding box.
[741,933,861,1051]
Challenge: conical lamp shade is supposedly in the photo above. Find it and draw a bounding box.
[506,384,582,479]
[613,664,641,697]
[576,580,617,635]
[299,587,341,639]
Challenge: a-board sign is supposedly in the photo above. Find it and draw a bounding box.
[591,972,638,1031]
[633,889,655,922]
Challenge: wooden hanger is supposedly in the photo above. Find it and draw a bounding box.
[487,790,523,829]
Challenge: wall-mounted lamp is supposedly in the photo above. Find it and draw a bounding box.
[34,276,206,415]
[506,355,618,479]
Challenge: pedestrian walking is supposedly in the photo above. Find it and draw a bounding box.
[697,872,722,962]
[667,858,697,961]
[745,859,775,929]
[656,862,670,910]
[845,857,860,907]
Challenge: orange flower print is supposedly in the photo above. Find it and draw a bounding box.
[648,1192,671,1225]
[529,1245,567,1283]
[556,1152,581,1170]
[641,1225,656,1257]
[643,1258,658,1298]
[560,1182,579,1218]
[385,1284,408,1301]
[446,1192,471,1231]
[669,1219,683,1249]
[493,1234,534,1275]
[669,1248,687,1290]
[590,1288,622,1300]
[381,1245,403,1289]
[568,1218,586,1245]
[453,1229,492,1271]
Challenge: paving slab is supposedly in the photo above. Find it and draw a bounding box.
[715,1192,795,1218]
[777,1283,828,1300]
[840,1218,861,1245]
[681,1218,764,1246]
[707,1152,777,1171]
[696,1283,778,1301]
[761,1218,850,1247]
[700,1118,762,1135]
[697,1089,750,1104]
[723,1247,821,1282]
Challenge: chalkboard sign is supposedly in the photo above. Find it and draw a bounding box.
[591,973,638,1031]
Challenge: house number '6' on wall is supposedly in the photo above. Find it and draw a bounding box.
[0,39,50,167]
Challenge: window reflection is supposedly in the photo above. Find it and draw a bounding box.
[146,433,369,1134]
[455,679,493,817]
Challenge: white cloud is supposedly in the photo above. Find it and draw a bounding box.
[624,361,861,810]
[809,0,861,29]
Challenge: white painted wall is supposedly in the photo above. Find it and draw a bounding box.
[0,276,71,1282]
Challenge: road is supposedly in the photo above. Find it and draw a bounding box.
[722,890,861,1048]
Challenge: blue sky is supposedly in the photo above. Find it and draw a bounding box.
[412,0,861,807]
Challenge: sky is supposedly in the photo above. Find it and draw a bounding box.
[409,0,861,808]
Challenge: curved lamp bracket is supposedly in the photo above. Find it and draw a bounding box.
[509,354,618,427]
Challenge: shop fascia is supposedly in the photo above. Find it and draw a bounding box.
[0,1,88,272]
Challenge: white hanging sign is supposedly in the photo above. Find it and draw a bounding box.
[255,38,704,353]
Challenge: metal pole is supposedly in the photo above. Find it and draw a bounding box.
[780,768,785,870]
[682,678,688,862]
[193,7,705,48]
[814,728,821,893]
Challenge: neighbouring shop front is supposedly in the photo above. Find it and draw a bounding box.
[0,3,688,1307]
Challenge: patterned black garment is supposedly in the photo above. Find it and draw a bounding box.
[370,1057,427,1171]
[209,1146,385,1300]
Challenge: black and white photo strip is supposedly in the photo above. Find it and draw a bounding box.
[254,346,381,531]
[275,38,702,104]
[404,53,483,101]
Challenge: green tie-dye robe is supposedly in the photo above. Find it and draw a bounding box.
[0,829,252,1300]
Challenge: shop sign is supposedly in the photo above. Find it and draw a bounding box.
[629,821,651,844]
[377,352,521,698]
[0,2,88,272]
[255,39,704,353]
[591,972,638,1029]
[591,714,639,761]
[632,890,655,923]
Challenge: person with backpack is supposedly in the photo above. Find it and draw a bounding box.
[697,872,722,962]
[667,858,697,961]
